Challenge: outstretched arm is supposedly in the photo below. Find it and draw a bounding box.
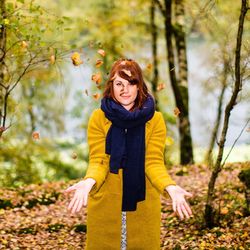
[145,112,177,197]
[145,112,193,220]
[82,109,109,195]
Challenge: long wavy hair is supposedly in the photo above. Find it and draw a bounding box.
[103,58,150,110]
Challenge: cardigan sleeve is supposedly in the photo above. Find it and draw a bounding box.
[82,109,109,195]
[145,112,177,199]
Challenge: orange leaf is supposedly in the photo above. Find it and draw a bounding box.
[50,55,56,65]
[91,72,102,84]
[157,83,165,91]
[220,207,229,215]
[95,59,103,68]
[32,131,40,140]
[71,52,83,66]
[92,93,101,100]
[97,49,105,57]
[21,41,28,49]
[173,107,180,117]
[146,63,152,71]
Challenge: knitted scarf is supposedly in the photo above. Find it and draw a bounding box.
[100,94,155,211]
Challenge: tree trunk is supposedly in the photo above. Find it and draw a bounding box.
[205,0,248,228]
[0,0,7,136]
[150,0,160,111]
[173,0,194,164]
[163,0,194,164]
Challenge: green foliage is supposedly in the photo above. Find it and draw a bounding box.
[0,137,88,187]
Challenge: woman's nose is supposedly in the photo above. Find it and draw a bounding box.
[122,84,129,93]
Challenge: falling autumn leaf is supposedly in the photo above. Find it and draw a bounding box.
[95,59,103,68]
[121,69,132,77]
[146,63,152,71]
[84,89,88,96]
[157,83,165,91]
[71,52,83,66]
[91,72,102,84]
[32,131,40,140]
[50,55,56,65]
[21,41,28,49]
[173,107,180,117]
[71,152,78,160]
[92,93,101,100]
[97,49,105,57]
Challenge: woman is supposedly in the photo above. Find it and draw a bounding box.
[64,58,193,250]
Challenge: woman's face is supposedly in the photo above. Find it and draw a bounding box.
[112,73,138,111]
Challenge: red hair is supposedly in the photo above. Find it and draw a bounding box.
[103,58,149,110]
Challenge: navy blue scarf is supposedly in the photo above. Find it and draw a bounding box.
[101,94,155,211]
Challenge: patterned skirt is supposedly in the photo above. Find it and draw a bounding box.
[121,211,127,250]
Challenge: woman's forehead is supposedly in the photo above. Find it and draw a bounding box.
[112,73,129,82]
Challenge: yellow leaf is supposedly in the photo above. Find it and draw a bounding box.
[50,55,56,65]
[146,63,152,71]
[21,41,28,49]
[3,19,9,25]
[165,136,174,146]
[71,52,83,66]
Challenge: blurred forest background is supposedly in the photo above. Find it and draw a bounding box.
[0,0,250,249]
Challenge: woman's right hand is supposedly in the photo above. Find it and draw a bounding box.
[63,178,96,214]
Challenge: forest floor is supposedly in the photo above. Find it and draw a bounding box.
[0,162,249,250]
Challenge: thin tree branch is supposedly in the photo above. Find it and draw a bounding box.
[154,0,165,17]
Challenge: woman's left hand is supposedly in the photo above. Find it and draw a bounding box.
[165,185,193,220]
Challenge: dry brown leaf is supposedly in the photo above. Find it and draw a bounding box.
[92,93,101,100]
[173,107,180,117]
[95,59,103,68]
